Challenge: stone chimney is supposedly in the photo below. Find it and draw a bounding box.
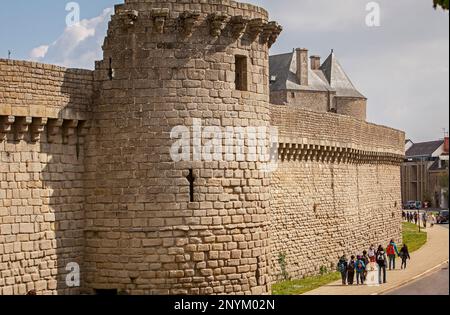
[296,48,309,86]
[310,55,321,70]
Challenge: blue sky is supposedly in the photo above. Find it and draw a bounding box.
[0,0,448,142]
[0,0,117,60]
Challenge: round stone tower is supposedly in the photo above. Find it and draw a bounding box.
[83,0,281,295]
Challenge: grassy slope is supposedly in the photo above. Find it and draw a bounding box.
[272,222,428,295]
[401,222,427,253]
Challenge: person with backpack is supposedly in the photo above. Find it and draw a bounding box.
[347,255,356,285]
[337,255,348,285]
[376,246,387,284]
[399,244,411,269]
[387,239,399,270]
[355,255,366,285]
[362,250,370,281]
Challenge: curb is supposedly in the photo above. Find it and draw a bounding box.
[371,260,449,295]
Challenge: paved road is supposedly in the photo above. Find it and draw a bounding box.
[386,264,449,295]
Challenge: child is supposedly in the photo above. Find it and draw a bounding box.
[355,255,366,285]
[347,255,356,285]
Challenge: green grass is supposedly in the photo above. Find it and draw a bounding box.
[272,222,428,295]
[401,222,428,253]
[272,272,341,295]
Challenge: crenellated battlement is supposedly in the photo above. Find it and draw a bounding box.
[107,1,281,46]
[0,59,92,145]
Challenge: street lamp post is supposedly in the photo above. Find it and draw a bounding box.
[418,208,421,233]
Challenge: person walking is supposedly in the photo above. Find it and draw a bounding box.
[430,214,436,228]
[362,250,370,281]
[347,255,356,285]
[414,212,418,225]
[399,244,411,270]
[376,246,387,284]
[387,239,399,270]
[422,212,427,228]
[337,255,348,285]
[355,255,366,285]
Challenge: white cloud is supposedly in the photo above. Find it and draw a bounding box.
[29,7,113,69]
[30,45,49,59]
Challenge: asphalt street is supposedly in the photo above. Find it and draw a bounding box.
[386,264,449,295]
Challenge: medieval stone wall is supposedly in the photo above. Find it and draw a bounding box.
[269,105,404,281]
[0,1,405,296]
[0,59,92,120]
[0,59,92,295]
[82,0,281,295]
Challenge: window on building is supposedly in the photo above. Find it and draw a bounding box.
[235,55,248,91]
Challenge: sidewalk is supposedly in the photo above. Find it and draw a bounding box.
[304,225,449,295]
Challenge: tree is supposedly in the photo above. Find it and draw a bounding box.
[433,0,449,10]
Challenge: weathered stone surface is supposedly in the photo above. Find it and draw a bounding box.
[0,0,404,296]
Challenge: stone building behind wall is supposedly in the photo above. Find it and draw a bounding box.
[0,0,404,295]
[269,49,367,120]
[401,138,449,209]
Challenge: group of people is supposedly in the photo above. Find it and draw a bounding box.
[337,239,411,286]
[403,211,436,228]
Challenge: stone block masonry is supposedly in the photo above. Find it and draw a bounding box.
[270,105,404,281]
[0,0,405,295]
[0,59,92,295]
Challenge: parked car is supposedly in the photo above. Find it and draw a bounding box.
[405,201,417,209]
[437,210,449,224]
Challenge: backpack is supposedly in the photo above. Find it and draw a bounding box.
[377,251,386,263]
[387,244,395,256]
[338,261,346,273]
[347,261,355,272]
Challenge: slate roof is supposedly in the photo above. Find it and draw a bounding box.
[320,52,366,98]
[405,140,444,158]
[429,158,448,171]
[269,52,332,92]
[269,50,365,99]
